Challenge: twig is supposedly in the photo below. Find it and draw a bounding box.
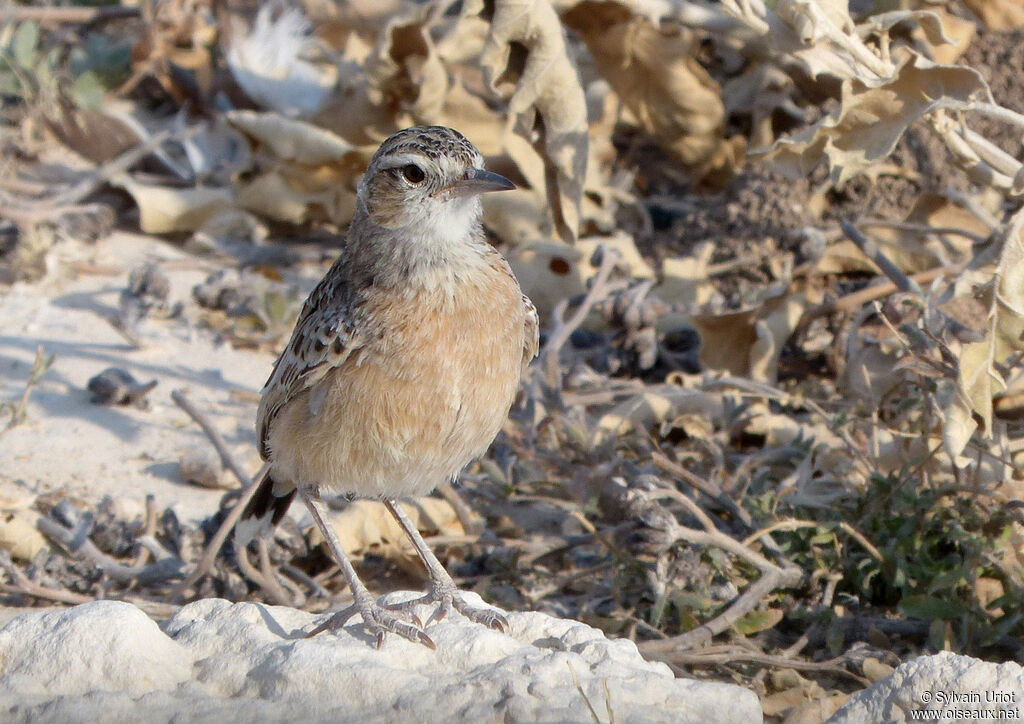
[0,553,93,605]
[2,346,54,434]
[132,494,159,568]
[640,565,802,653]
[542,247,621,388]
[171,389,250,489]
[840,219,921,296]
[281,564,330,599]
[0,6,139,24]
[234,539,292,606]
[36,516,185,585]
[260,538,302,606]
[967,102,1024,134]
[5,129,179,217]
[856,219,989,245]
[168,462,269,601]
[651,451,753,529]
[436,481,483,536]
[797,262,963,330]
[741,518,884,562]
[651,646,869,684]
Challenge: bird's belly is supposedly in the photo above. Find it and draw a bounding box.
[268,278,524,497]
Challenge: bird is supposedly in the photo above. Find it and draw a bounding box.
[235,125,539,649]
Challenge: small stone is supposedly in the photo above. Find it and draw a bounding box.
[86,368,157,408]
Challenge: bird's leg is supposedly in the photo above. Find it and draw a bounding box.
[383,498,508,633]
[301,489,435,649]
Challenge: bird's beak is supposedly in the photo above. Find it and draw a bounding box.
[449,168,516,197]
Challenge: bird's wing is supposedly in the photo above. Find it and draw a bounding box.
[522,293,539,373]
[257,268,363,460]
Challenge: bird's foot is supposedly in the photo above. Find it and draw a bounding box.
[306,597,435,649]
[384,582,508,634]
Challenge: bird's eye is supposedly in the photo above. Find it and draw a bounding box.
[400,164,426,184]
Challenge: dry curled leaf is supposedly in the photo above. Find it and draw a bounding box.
[945,207,1024,459]
[363,2,449,123]
[690,288,806,382]
[227,111,366,225]
[0,509,46,561]
[595,387,725,443]
[962,0,1024,31]
[116,179,233,234]
[471,0,588,244]
[756,54,993,184]
[562,1,739,182]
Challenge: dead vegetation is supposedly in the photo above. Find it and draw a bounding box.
[2,0,1024,719]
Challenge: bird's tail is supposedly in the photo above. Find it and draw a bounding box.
[234,471,297,547]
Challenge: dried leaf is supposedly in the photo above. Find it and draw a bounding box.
[226,111,360,165]
[962,0,1024,30]
[690,288,805,381]
[654,245,719,309]
[562,2,738,181]
[507,241,585,318]
[314,498,462,575]
[595,388,724,442]
[117,179,233,234]
[363,3,449,123]
[0,509,46,561]
[731,607,783,635]
[945,207,1024,458]
[227,112,365,225]
[472,0,588,244]
[756,54,993,183]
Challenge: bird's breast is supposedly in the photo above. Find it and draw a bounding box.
[270,255,527,497]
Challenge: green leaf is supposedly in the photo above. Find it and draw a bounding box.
[899,595,966,621]
[11,21,39,69]
[670,591,712,613]
[0,70,19,95]
[69,71,105,109]
[263,289,289,326]
[731,608,783,635]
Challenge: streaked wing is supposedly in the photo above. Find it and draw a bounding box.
[257,269,362,459]
[522,293,539,372]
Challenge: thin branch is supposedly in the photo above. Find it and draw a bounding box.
[741,519,884,562]
[968,102,1024,134]
[840,219,921,295]
[171,389,251,489]
[37,516,185,585]
[131,494,159,568]
[234,539,292,606]
[640,565,802,653]
[436,481,483,536]
[794,262,965,347]
[168,461,270,601]
[653,647,869,684]
[9,128,177,214]
[542,247,621,388]
[0,5,139,24]
[856,219,989,245]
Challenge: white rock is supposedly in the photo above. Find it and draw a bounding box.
[0,601,192,698]
[829,651,1024,723]
[0,594,762,723]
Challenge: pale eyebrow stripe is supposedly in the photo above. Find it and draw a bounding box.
[376,153,430,170]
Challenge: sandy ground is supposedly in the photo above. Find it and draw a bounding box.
[0,232,276,522]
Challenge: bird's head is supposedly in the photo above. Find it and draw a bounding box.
[357,126,515,236]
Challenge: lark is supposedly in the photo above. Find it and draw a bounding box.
[236,126,539,648]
